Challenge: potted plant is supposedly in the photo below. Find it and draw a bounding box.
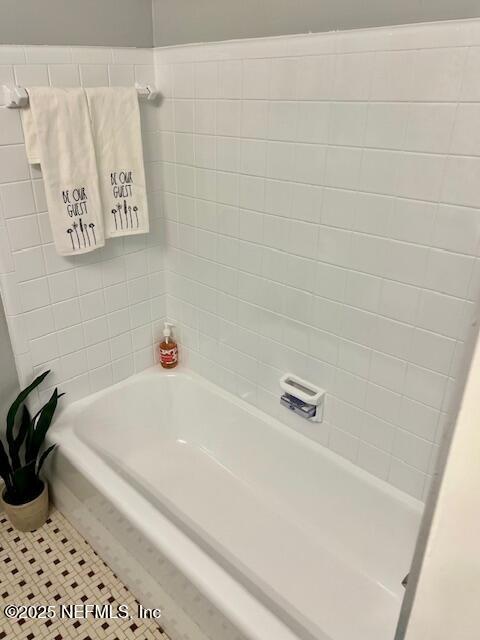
[0,370,62,532]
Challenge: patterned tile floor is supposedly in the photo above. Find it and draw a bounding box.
[0,507,170,640]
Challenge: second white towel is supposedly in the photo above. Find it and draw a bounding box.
[85,87,149,239]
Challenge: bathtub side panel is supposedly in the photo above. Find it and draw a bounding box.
[47,451,249,640]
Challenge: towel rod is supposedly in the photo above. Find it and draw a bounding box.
[0,83,160,108]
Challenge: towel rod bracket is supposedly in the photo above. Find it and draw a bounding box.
[1,84,29,108]
[134,83,160,102]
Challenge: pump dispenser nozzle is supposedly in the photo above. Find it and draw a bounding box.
[163,322,174,338]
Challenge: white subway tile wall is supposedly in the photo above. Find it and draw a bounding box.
[2,20,480,502]
[0,45,166,406]
[153,19,480,500]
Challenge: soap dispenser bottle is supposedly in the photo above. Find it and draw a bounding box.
[159,322,178,369]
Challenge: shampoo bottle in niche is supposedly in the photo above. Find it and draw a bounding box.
[159,322,178,369]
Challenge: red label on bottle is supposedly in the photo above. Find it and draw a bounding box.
[160,345,178,365]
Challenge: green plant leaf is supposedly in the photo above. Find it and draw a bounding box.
[7,460,42,505]
[25,388,62,463]
[9,405,31,470]
[6,370,50,457]
[0,440,12,491]
[25,409,36,457]
[36,444,56,477]
[12,460,36,490]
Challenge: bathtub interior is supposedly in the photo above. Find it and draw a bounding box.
[57,367,422,640]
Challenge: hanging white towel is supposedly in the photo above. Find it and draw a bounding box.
[85,87,149,238]
[21,88,105,256]
[21,106,40,164]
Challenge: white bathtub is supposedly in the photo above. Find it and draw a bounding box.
[48,366,421,640]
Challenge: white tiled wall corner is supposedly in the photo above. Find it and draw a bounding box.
[0,45,166,407]
[2,20,480,502]
[153,18,480,500]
